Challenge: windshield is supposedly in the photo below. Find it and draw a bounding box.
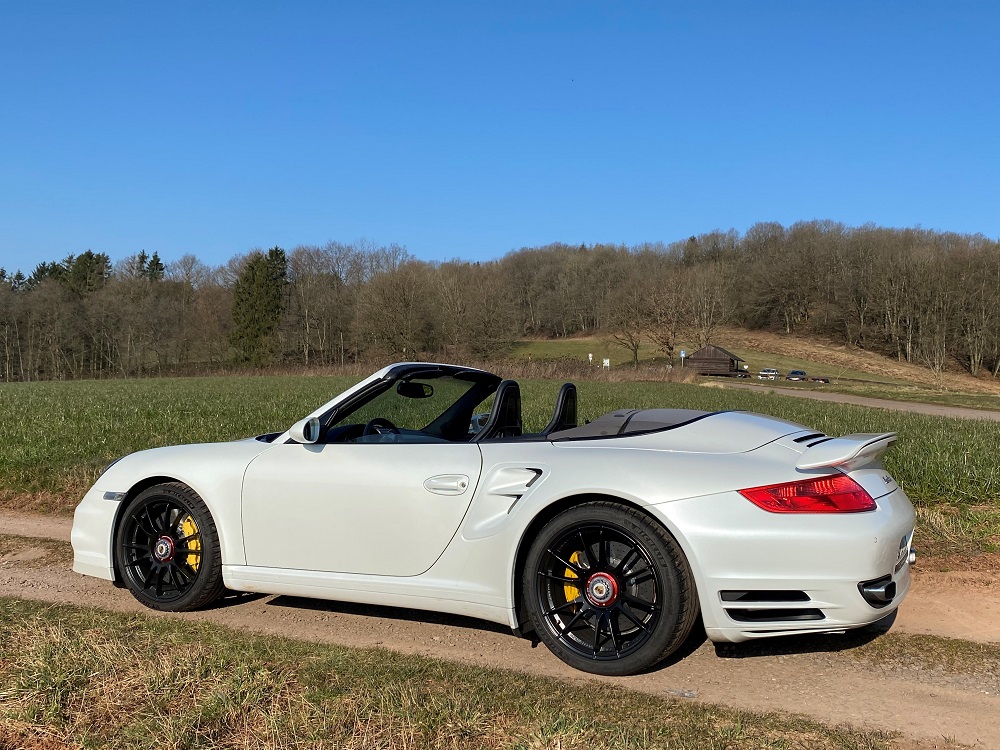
[328,372,496,442]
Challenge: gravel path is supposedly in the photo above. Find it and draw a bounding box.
[719,382,1000,421]
[3,511,999,748]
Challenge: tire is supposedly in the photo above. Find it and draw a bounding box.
[522,501,699,676]
[114,482,225,612]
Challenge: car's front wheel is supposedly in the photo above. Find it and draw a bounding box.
[114,483,225,611]
[523,501,699,675]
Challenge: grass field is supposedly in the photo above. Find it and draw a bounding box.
[2,374,999,551]
[0,596,897,750]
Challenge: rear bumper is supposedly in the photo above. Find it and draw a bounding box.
[703,560,911,642]
[650,486,916,643]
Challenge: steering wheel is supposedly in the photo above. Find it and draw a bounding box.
[362,417,400,438]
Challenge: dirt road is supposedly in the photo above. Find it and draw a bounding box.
[2,511,998,748]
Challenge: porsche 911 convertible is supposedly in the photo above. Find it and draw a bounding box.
[72,362,916,675]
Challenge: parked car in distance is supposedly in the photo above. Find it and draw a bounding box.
[786,370,808,381]
[757,368,780,380]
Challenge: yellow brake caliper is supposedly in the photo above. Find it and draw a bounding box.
[179,514,201,572]
[564,550,583,604]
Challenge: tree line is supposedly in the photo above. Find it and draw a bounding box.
[1,221,998,381]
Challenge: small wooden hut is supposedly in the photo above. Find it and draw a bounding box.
[685,345,744,376]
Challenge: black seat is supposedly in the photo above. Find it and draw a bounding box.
[540,382,577,436]
[474,380,522,441]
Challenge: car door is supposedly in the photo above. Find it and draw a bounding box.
[241,442,482,576]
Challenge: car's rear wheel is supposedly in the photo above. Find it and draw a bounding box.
[523,501,699,675]
[115,483,224,611]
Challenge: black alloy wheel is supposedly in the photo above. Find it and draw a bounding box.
[115,483,224,611]
[523,502,699,676]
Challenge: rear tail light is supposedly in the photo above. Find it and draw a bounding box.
[739,474,876,513]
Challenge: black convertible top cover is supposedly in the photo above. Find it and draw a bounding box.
[549,408,711,440]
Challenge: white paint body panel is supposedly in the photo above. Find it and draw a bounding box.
[242,443,482,575]
[71,364,916,647]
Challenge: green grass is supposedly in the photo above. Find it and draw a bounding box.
[2,375,999,551]
[0,596,896,750]
[0,375,355,505]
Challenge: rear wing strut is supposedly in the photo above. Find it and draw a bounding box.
[796,433,897,471]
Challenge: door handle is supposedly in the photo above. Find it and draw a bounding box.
[423,474,470,495]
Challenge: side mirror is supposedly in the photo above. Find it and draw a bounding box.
[289,416,321,444]
[469,412,490,435]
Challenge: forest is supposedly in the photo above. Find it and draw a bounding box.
[1,221,998,381]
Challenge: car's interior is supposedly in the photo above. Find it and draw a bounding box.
[315,368,579,445]
[285,365,712,447]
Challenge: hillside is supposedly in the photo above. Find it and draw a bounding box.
[510,328,1000,398]
[719,328,1000,395]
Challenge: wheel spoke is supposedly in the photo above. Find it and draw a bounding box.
[542,598,581,618]
[171,562,191,587]
[576,530,593,569]
[615,546,641,576]
[538,570,582,584]
[147,506,163,534]
[158,506,173,534]
[176,531,201,544]
[608,614,624,657]
[622,593,659,612]
[545,549,586,577]
[154,567,167,596]
[124,543,151,561]
[626,571,654,586]
[138,509,158,537]
[592,611,608,657]
[618,603,653,634]
[556,607,588,636]
[141,565,156,590]
[595,527,607,566]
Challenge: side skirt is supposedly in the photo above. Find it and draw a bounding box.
[223,565,514,628]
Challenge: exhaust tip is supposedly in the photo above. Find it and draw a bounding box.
[858,575,896,608]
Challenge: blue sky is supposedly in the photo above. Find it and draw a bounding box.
[1,1,997,273]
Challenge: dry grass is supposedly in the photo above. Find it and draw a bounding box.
[0,597,896,750]
[0,535,72,570]
[849,632,1000,688]
[716,328,1000,396]
[913,506,1000,558]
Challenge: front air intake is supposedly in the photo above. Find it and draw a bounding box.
[720,590,810,603]
[726,608,825,623]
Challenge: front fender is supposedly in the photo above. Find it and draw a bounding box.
[96,440,274,567]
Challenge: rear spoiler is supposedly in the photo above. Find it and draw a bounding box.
[796,433,897,470]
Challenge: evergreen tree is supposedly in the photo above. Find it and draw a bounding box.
[146,251,165,281]
[65,251,112,295]
[29,260,67,287]
[230,246,288,364]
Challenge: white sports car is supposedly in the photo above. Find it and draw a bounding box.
[72,362,916,675]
